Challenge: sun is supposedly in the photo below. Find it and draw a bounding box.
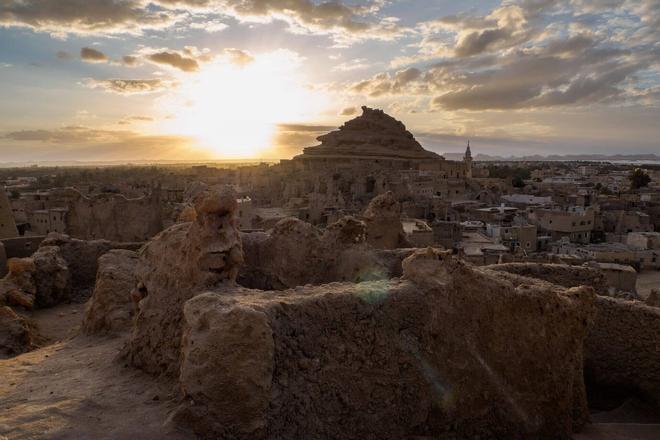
[162,50,325,159]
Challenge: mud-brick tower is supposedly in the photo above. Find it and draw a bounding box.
[464,140,473,178]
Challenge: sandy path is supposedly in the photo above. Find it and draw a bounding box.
[0,316,195,439]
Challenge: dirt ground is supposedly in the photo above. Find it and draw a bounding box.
[1,302,659,439]
[0,303,194,440]
[637,270,660,299]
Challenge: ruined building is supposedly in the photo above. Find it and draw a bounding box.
[290,106,471,177]
[0,186,18,239]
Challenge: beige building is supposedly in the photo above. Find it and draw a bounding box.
[29,207,68,235]
[487,223,538,253]
[402,218,434,247]
[0,186,19,239]
[529,207,595,244]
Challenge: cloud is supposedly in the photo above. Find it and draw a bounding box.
[0,0,407,43]
[223,48,254,66]
[122,55,138,66]
[0,0,182,37]
[126,46,252,71]
[350,67,424,97]
[340,106,357,116]
[346,1,660,111]
[158,0,407,43]
[147,50,199,72]
[130,46,215,72]
[4,125,128,143]
[117,115,155,125]
[83,78,176,95]
[270,122,335,157]
[2,124,210,161]
[80,47,107,63]
[56,50,72,60]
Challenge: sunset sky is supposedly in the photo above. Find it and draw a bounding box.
[1,0,659,162]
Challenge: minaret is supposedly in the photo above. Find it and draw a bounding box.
[464,140,473,178]
[0,186,19,239]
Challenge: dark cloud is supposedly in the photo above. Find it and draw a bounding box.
[122,55,138,66]
[348,1,659,111]
[0,0,405,42]
[271,122,336,157]
[131,46,217,71]
[147,50,199,72]
[340,106,357,116]
[157,0,406,43]
[0,0,181,36]
[83,78,176,95]
[80,47,107,63]
[350,67,425,97]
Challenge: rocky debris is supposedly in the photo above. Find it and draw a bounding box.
[485,262,608,295]
[646,289,660,307]
[300,106,442,160]
[0,258,37,309]
[174,250,595,439]
[125,187,243,375]
[176,205,197,223]
[585,296,660,403]
[30,246,70,308]
[0,306,34,358]
[82,250,139,335]
[0,246,70,310]
[39,233,142,299]
[363,191,412,250]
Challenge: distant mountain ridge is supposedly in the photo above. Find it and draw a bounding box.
[442,153,660,162]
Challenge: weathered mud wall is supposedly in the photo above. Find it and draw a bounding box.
[485,262,608,294]
[239,217,415,290]
[174,250,595,440]
[57,188,163,242]
[125,188,243,375]
[82,249,138,335]
[585,296,660,403]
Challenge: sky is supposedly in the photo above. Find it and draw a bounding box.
[0,0,659,162]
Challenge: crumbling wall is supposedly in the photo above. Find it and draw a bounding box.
[82,249,139,335]
[362,191,412,250]
[175,249,595,439]
[585,296,660,403]
[239,216,414,289]
[58,188,163,242]
[0,241,7,278]
[125,187,243,375]
[39,233,142,297]
[485,262,608,294]
[0,246,70,310]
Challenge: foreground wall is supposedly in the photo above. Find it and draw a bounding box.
[175,250,595,440]
[585,297,660,403]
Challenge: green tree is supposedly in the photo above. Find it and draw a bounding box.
[629,168,651,189]
[512,176,525,188]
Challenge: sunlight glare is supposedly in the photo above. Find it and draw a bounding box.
[163,50,324,158]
